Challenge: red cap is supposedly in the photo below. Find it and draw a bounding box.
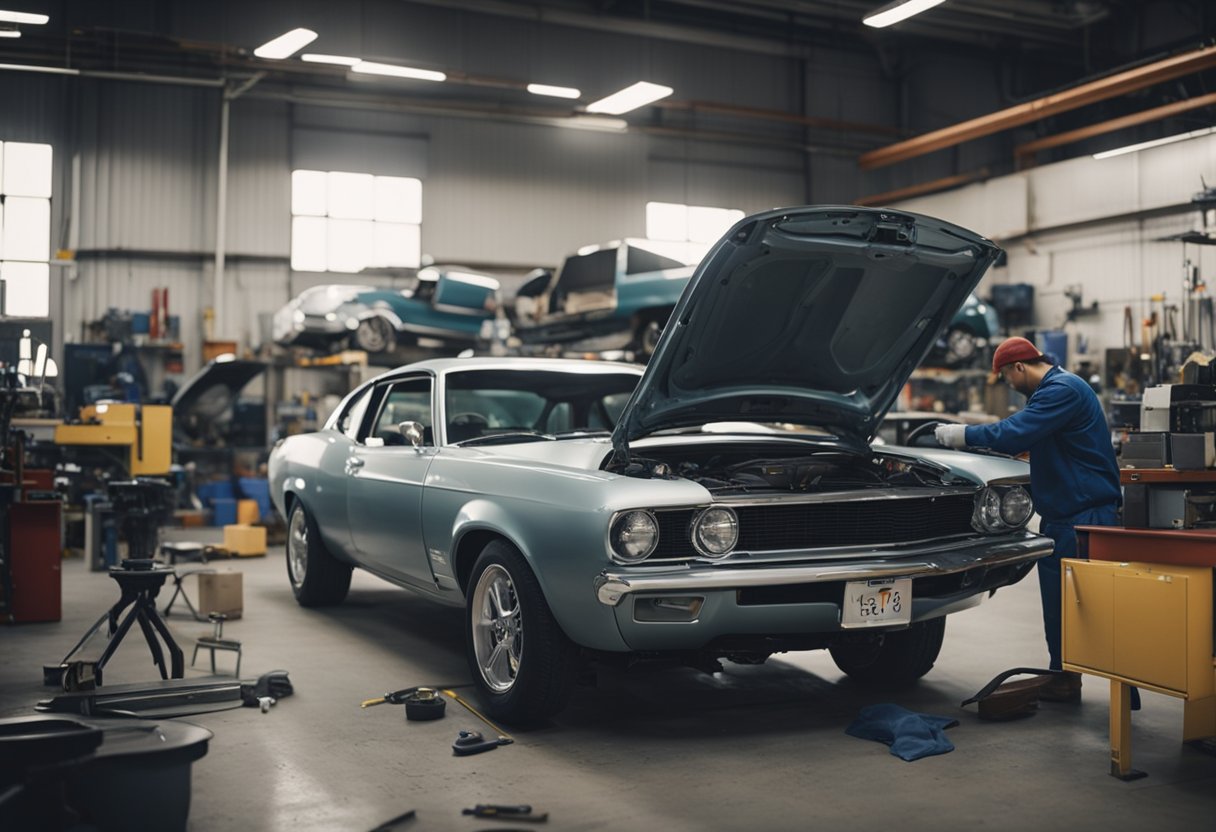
[991,336,1044,377]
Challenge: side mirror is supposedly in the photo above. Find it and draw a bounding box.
[399,421,425,449]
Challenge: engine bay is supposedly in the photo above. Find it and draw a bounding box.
[607,444,962,494]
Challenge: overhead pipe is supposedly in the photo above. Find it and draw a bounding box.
[1013,91,1216,162]
[859,43,1216,170]
[854,169,990,207]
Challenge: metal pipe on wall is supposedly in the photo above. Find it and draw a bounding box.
[214,92,230,341]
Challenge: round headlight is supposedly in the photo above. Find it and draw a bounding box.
[693,507,739,557]
[610,511,659,562]
[975,488,1004,532]
[1000,486,1033,526]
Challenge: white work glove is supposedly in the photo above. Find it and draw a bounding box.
[935,423,968,449]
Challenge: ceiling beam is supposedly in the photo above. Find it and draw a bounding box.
[859,43,1216,170]
[1013,91,1216,160]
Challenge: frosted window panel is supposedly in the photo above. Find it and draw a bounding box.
[646,202,687,242]
[291,216,328,272]
[3,197,50,261]
[291,170,327,216]
[2,142,52,198]
[374,176,422,224]
[326,172,374,220]
[371,223,420,268]
[327,219,374,273]
[688,207,743,243]
[2,261,50,317]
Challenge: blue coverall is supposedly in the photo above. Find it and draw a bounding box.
[963,365,1122,669]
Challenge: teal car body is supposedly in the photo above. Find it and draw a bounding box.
[269,206,1052,724]
[272,266,499,353]
[509,241,693,357]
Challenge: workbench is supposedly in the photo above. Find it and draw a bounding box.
[1064,468,1216,780]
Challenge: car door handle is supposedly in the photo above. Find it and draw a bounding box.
[345,457,365,474]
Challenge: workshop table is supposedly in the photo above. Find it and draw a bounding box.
[1067,479,1216,779]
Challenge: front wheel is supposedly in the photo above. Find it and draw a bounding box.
[829,616,946,686]
[286,502,352,607]
[465,540,576,725]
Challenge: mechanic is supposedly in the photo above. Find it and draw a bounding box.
[934,336,1121,702]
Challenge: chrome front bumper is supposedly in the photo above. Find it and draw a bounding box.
[594,533,1053,606]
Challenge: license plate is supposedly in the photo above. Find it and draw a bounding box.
[840,578,912,629]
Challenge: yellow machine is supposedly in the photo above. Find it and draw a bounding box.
[53,403,173,476]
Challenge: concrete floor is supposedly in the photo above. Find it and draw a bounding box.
[3,535,1215,831]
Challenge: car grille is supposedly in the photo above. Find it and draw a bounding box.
[651,493,977,561]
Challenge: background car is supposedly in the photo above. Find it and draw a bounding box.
[932,293,1001,368]
[273,266,500,354]
[270,206,1052,725]
[503,240,693,359]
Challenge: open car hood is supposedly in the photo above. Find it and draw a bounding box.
[171,359,267,444]
[611,206,1001,460]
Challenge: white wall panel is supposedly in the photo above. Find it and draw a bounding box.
[227,98,290,256]
[79,81,217,252]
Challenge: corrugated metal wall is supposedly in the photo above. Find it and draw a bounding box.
[0,1,1050,380]
[893,134,1216,358]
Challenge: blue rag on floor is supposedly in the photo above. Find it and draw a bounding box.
[846,704,959,761]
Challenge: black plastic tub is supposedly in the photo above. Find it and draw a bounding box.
[0,715,212,831]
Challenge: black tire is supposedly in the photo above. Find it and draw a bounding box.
[829,616,946,686]
[286,501,352,607]
[464,540,576,725]
[352,316,397,354]
[634,313,667,359]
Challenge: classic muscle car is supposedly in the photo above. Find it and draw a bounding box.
[272,266,500,354]
[269,206,1053,724]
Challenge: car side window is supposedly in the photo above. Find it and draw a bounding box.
[366,378,433,447]
[338,388,373,440]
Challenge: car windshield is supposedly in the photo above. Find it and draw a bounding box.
[444,369,638,444]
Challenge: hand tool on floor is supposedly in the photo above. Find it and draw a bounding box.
[452,729,513,756]
[360,683,467,709]
[441,688,513,745]
[462,804,548,822]
[367,808,416,831]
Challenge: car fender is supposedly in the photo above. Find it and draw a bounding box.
[356,304,404,330]
[437,496,631,652]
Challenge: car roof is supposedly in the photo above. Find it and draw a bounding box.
[375,355,646,382]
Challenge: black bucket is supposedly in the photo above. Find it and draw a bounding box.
[0,715,212,831]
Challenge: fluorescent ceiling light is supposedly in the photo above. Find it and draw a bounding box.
[352,61,446,82]
[1093,125,1216,159]
[0,10,49,25]
[253,28,317,60]
[586,81,673,115]
[863,0,947,29]
[0,28,19,38]
[527,83,581,99]
[301,53,360,66]
[557,115,628,132]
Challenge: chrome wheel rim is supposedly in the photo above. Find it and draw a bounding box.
[288,508,308,585]
[471,564,522,693]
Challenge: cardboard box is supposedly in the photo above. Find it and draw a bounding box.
[236,499,260,525]
[224,524,267,557]
[197,570,243,619]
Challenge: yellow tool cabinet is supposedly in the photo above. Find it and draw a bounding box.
[1063,552,1216,779]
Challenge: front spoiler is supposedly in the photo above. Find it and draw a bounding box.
[594,533,1053,606]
